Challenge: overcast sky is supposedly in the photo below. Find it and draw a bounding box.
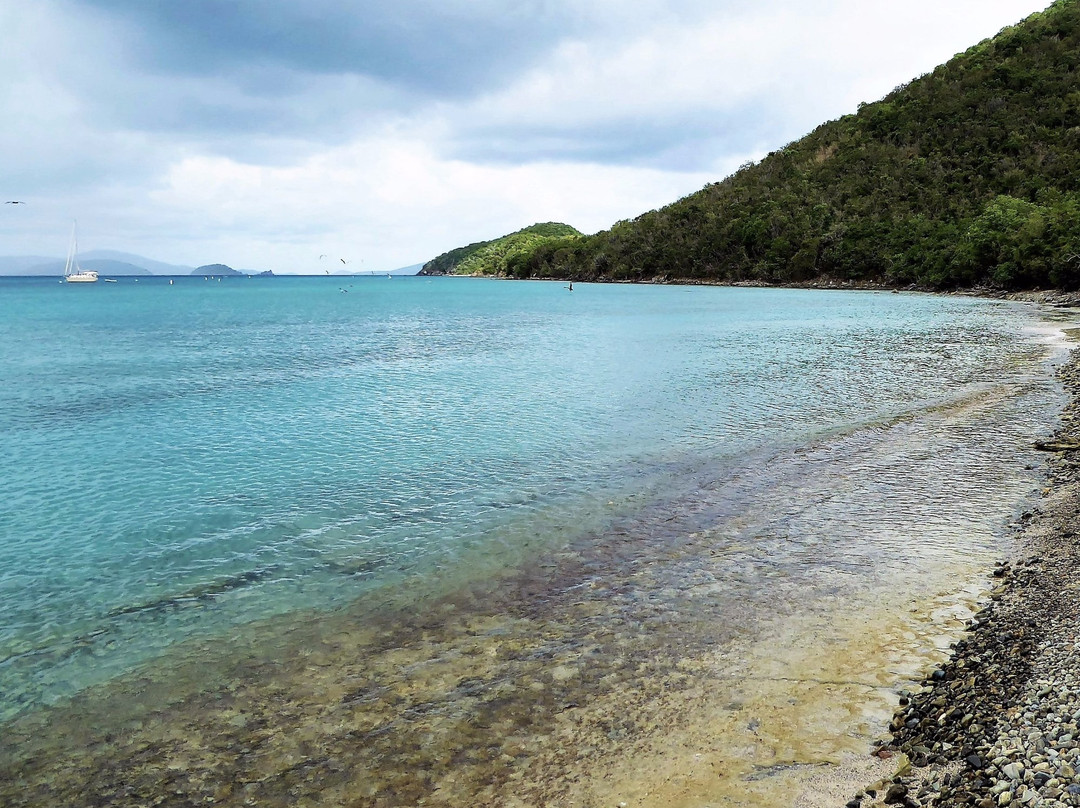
[0,0,1054,273]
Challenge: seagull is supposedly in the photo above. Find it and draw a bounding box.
[340,258,349,264]
[5,201,24,204]
[319,254,327,259]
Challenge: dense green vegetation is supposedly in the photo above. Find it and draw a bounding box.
[419,223,582,276]
[510,0,1080,290]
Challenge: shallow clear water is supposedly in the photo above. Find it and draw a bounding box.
[0,276,1063,738]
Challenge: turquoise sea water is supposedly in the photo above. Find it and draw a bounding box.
[0,276,1064,726]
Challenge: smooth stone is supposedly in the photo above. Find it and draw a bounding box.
[1003,762,1024,781]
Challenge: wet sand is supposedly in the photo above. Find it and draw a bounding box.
[0,331,1065,808]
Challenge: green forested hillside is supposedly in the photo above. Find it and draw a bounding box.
[419,223,582,276]
[514,0,1080,290]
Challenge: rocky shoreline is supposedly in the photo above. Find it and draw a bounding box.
[846,347,1080,807]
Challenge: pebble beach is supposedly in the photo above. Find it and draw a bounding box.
[851,336,1080,808]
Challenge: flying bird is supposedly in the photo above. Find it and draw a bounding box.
[319,254,327,260]
[5,201,24,204]
[340,258,349,264]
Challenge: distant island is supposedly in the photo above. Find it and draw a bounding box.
[192,264,243,277]
[0,249,421,279]
[418,223,583,277]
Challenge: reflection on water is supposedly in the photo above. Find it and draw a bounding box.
[0,371,1061,807]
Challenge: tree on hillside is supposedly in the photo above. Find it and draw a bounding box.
[515,0,1080,290]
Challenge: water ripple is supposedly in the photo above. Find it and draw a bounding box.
[0,279,1065,719]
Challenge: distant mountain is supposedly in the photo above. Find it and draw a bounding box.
[81,260,153,276]
[0,256,61,275]
[82,250,194,275]
[418,224,583,276]
[192,264,243,276]
[0,250,193,276]
[18,259,153,276]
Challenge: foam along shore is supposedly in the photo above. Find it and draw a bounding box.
[852,346,1080,808]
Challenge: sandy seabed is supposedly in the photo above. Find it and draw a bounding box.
[0,318,1072,808]
[0,553,989,808]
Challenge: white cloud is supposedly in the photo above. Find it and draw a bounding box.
[446,0,1052,165]
[138,131,722,271]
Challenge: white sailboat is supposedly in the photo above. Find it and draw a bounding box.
[63,220,98,283]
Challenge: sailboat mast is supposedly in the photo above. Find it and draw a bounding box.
[63,220,77,277]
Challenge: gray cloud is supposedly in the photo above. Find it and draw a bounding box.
[77,0,579,96]
[447,106,783,172]
[36,0,610,163]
